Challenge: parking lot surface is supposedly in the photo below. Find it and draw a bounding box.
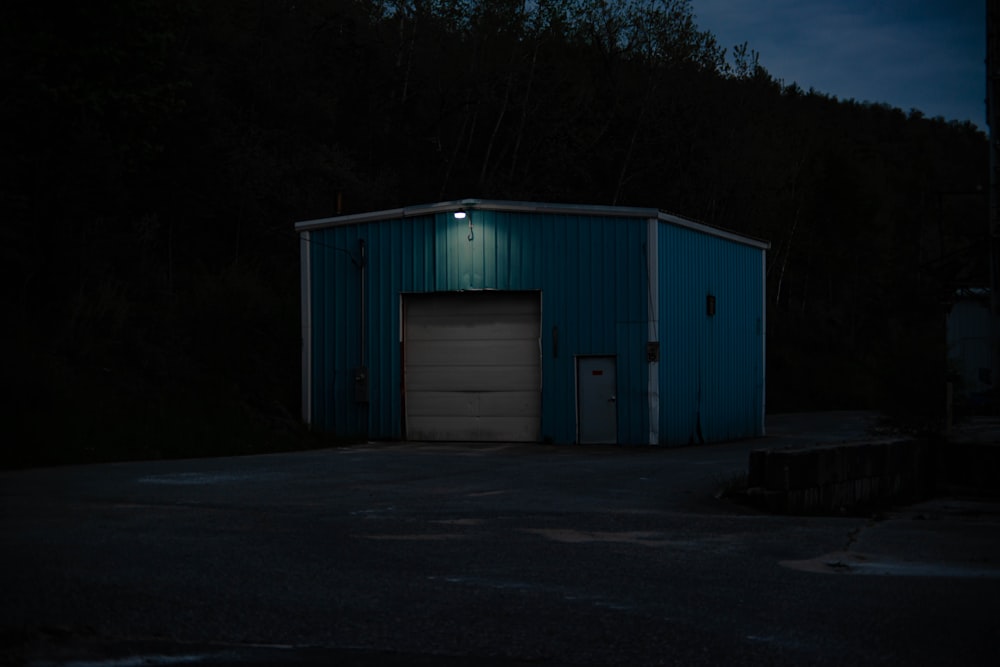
[3,413,999,665]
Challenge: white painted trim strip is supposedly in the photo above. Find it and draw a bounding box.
[657,211,770,250]
[294,199,770,250]
[647,218,660,445]
[300,231,313,426]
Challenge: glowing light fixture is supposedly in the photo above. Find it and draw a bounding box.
[454,209,467,220]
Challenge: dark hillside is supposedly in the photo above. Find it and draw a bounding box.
[1,0,987,466]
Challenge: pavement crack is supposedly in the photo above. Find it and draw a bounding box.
[843,525,862,551]
[843,513,885,551]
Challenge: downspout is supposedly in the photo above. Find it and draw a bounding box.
[695,339,705,445]
[355,239,369,410]
[761,248,768,436]
[300,231,313,425]
[646,218,660,445]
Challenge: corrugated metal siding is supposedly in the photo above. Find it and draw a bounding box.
[308,225,365,435]
[658,223,765,445]
[307,210,649,443]
[947,298,997,396]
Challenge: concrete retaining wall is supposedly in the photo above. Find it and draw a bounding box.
[746,440,934,514]
[938,441,1000,495]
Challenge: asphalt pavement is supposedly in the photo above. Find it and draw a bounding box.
[2,412,998,666]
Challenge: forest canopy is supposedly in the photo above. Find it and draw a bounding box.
[1,0,988,465]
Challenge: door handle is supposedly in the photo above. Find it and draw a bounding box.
[608,395,616,402]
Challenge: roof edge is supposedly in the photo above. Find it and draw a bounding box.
[657,210,770,250]
[295,199,769,250]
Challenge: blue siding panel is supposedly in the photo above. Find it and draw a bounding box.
[305,205,763,445]
[307,211,643,443]
[309,225,364,436]
[658,223,765,445]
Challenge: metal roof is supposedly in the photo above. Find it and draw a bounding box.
[294,198,771,250]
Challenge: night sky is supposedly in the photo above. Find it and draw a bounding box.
[693,0,986,129]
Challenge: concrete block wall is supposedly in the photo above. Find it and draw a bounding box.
[938,441,1000,495]
[746,440,933,514]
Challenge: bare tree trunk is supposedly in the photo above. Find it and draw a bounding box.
[612,71,655,205]
[479,72,513,188]
[439,92,474,198]
[775,203,800,307]
[399,16,417,102]
[508,40,539,181]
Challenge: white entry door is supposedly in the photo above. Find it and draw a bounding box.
[577,356,617,444]
[404,291,541,441]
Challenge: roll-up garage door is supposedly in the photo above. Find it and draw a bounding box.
[404,291,541,441]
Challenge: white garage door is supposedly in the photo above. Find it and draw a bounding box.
[404,291,541,442]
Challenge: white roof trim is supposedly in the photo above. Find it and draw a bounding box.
[294,199,770,250]
[657,210,770,250]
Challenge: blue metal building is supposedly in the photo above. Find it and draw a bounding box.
[296,199,769,445]
[947,288,998,409]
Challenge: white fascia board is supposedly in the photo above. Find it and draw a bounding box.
[295,207,407,231]
[458,199,659,219]
[294,199,770,251]
[657,211,771,251]
[294,199,660,231]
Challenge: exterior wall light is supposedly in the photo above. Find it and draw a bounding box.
[454,209,473,240]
